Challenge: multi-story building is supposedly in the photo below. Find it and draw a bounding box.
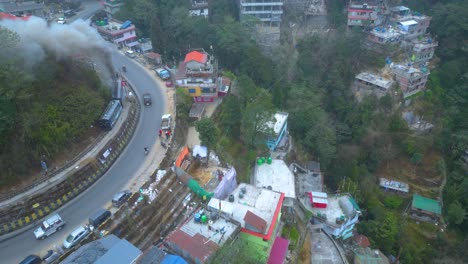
[189,0,209,18]
[0,0,44,17]
[355,72,393,99]
[368,26,406,45]
[263,112,289,151]
[347,2,380,27]
[96,19,138,48]
[410,37,438,64]
[391,63,430,98]
[175,49,220,103]
[208,183,285,263]
[165,209,240,263]
[390,6,432,40]
[103,0,124,16]
[239,0,283,27]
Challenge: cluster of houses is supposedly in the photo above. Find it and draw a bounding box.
[350,2,437,101]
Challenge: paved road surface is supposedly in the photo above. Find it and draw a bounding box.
[0,49,165,263]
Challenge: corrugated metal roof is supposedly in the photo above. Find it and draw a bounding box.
[243,210,267,234]
[267,236,289,264]
[166,229,219,263]
[412,194,441,215]
[161,254,188,264]
[184,51,207,64]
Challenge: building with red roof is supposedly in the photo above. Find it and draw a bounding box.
[175,49,230,103]
[0,12,31,21]
[184,50,208,64]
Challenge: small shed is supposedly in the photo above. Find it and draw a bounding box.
[145,52,162,65]
[411,194,442,221]
[308,192,328,208]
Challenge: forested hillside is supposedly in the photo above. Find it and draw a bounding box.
[0,27,109,186]
[113,0,466,262]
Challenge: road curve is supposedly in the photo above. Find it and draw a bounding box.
[0,49,165,263]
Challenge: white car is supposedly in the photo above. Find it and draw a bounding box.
[63,226,90,249]
[57,17,66,24]
[34,214,66,240]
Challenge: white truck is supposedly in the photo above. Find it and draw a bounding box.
[161,114,172,131]
[34,213,66,240]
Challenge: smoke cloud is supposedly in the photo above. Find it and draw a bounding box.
[0,16,111,66]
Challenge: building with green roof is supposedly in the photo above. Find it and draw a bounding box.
[410,194,442,222]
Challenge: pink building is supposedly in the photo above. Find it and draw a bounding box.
[96,19,138,48]
[347,2,380,27]
[391,64,430,98]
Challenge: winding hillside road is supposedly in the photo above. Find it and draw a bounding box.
[0,48,165,263]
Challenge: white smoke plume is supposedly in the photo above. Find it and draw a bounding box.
[0,16,111,66]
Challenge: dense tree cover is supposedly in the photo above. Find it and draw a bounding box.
[426,4,468,259]
[0,28,108,184]
[195,117,218,150]
[114,0,467,261]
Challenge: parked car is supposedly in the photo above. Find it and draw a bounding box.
[42,249,60,263]
[125,50,136,58]
[19,255,41,264]
[63,226,90,249]
[143,93,152,106]
[112,190,132,207]
[154,68,170,80]
[57,17,66,24]
[34,214,66,240]
[89,209,111,228]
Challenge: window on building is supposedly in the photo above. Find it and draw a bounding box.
[188,89,196,94]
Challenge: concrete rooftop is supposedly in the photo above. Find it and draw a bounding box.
[355,72,393,89]
[180,211,239,246]
[208,183,283,237]
[254,159,296,199]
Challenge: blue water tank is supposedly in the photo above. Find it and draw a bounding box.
[194,213,201,222]
[120,20,132,30]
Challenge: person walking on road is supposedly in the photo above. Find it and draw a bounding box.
[165,129,171,139]
[158,129,162,138]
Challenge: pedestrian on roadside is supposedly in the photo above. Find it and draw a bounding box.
[158,129,162,137]
[165,130,170,139]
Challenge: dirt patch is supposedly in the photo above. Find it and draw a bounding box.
[187,161,224,186]
[299,231,311,264]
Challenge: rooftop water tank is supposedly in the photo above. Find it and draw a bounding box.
[339,197,355,217]
[201,215,208,223]
[194,213,201,223]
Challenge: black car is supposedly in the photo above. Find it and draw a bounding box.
[143,93,152,106]
[19,255,41,264]
[89,209,111,228]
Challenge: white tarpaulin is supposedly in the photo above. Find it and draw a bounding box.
[192,145,208,158]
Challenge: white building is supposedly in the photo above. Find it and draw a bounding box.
[239,0,283,27]
[253,159,295,207]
